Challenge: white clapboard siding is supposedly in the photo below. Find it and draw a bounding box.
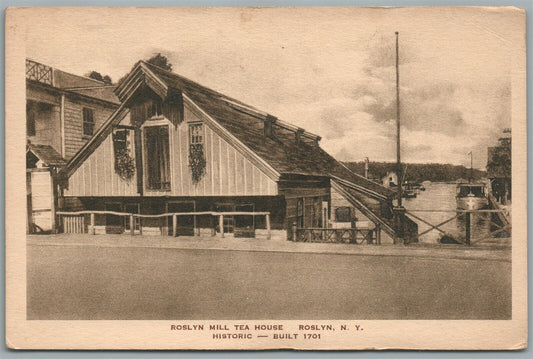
[65,106,278,197]
[30,171,53,231]
[65,133,138,197]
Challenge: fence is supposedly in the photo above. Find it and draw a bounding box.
[56,210,272,239]
[404,209,511,245]
[292,226,380,245]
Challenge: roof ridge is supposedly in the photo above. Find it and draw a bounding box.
[142,61,322,140]
[63,85,117,90]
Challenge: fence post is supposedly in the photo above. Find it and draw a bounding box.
[292,222,297,241]
[266,214,271,240]
[173,214,177,237]
[90,213,95,235]
[130,215,135,236]
[465,211,471,245]
[219,215,224,238]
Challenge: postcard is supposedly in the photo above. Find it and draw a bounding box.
[5,6,527,350]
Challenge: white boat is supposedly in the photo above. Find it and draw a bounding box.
[456,183,488,210]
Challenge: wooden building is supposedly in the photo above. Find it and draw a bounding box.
[59,61,411,241]
[26,59,121,233]
[487,129,511,204]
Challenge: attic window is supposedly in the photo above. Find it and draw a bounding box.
[147,100,163,118]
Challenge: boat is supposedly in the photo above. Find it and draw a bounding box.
[456,152,488,210]
[402,182,418,198]
[456,183,488,210]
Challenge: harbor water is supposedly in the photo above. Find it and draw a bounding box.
[402,182,502,243]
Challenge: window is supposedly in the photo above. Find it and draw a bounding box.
[27,102,35,136]
[296,198,304,228]
[189,123,204,144]
[83,107,94,136]
[113,129,130,153]
[188,123,206,183]
[113,128,135,179]
[144,125,171,190]
[335,207,352,223]
[148,100,163,118]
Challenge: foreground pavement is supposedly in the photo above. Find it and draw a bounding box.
[27,241,511,320]
[27,233,511,262]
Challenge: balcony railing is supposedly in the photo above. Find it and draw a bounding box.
[26,59,53,85]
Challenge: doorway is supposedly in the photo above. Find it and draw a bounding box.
[167,201,195,236]
[105,202,123,234]
[124,203,141,233]
[215,203,255,238]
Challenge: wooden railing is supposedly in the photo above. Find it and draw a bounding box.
[56,210,271,239]
[405,209,511,245]
[26,59,53,85]
[291,226,378,245]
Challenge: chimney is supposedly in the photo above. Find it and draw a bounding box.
[264,115,277,138]
[295,128,304,145]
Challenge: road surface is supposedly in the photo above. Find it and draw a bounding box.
[27,244,511,320]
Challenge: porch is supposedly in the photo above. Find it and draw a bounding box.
[57,210,277,240]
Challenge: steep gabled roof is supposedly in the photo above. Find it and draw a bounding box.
[63,60,394,198]
[141,61,394,198]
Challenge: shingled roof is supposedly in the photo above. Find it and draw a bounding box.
[141,61,395,198]
[27,144,66,166]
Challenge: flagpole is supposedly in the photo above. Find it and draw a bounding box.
[396,31,402,207]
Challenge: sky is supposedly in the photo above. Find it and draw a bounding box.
[23,7,520,169]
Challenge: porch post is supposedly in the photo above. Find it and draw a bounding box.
[465,211,471,245]
[130,215,135,236]
[266,213,271,240]
[219,215,224,238]
[90,213,95,235]
[376,224,381,245]
[173,214,177,237]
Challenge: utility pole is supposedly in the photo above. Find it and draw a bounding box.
[396,31,402,207]
[393,31,407,244]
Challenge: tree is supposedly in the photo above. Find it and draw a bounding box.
[146,53,172,71]
[85,71,112,85]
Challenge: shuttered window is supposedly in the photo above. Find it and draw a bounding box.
[144,125,171,190]
[83,107,94,136]
[335,207,352,222]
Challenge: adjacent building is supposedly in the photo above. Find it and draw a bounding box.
[26,59,121,233]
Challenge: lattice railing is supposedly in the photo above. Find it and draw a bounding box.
[26,59,53,85]
[293,228,376,244]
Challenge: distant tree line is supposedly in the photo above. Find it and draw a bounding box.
[343,161,487,183]
[85,53,173,85]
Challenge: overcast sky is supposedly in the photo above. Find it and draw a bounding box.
[24,7,519,169]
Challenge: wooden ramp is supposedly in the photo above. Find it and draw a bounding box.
[331,179,413,240]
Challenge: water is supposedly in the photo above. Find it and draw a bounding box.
[401,182,497,243]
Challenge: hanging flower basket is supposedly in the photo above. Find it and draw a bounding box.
[115,148,136,180]
[189,143,206,183]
